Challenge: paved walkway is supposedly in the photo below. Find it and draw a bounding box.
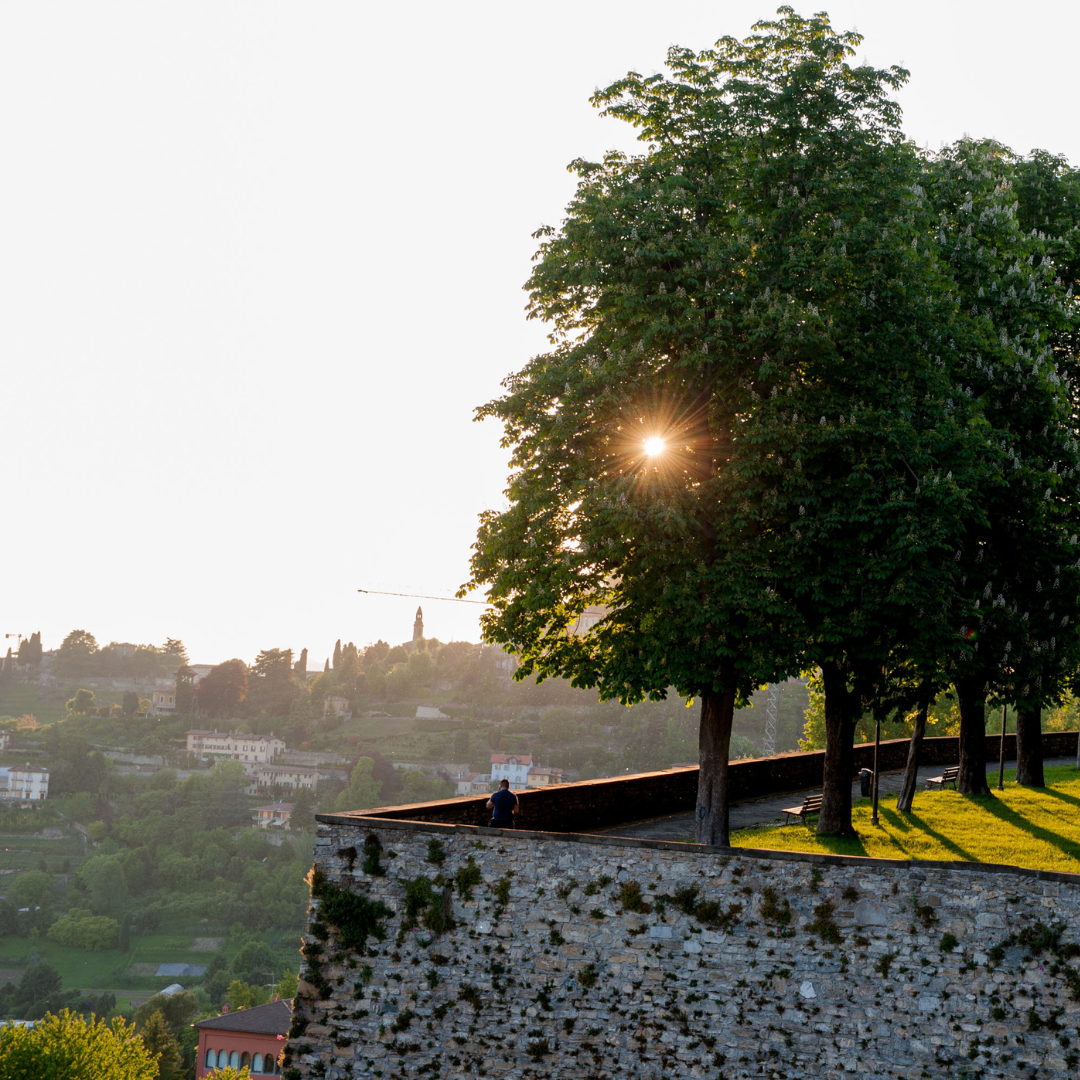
[595,756,1076,843]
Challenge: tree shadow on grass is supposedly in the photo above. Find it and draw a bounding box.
[1035,785,1080,812]
[978,793,1080,864]
[894,808,979,862]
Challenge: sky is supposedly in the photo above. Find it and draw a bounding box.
[3,0,1078,668]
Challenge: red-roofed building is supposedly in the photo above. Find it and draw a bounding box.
[195,998,291,1076]
[489,753,532,788]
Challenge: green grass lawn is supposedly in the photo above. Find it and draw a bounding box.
[732,764,1080,874]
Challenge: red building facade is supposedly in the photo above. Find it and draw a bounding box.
[194,998,291,1077]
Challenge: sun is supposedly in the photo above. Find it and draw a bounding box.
[643,436,666,457]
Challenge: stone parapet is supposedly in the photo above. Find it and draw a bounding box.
[349,731,1079,834]
[287,815,1080,1079]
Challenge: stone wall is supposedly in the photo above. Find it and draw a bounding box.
[289,815,1080,1079]
[361,731,1080,833]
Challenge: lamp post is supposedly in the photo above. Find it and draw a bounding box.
[871,715,881,826]
[997,704,1008,791]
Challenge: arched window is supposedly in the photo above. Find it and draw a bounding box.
[229,1050,240,1068]
[204,1048,216,1069]
[251,1051,264,1073]
[266,1053,278,1073]
[241,1052,251,1068]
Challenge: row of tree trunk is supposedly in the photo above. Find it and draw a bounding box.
[896,685,1044,813]
[697,679,1051,846]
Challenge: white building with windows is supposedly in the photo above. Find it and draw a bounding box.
[186,730,285,764]
[489,753,532,788]
[243,763,318,794]
[0,765,49,801]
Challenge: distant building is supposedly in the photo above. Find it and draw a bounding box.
[0,732,10,754]
[186,731,285,764]
[148,687,177,716]
[455,772,491,796]
[481,644,518,683]
[0,765,49,802]
[112,642,140,659]
[252,803,293,830]
[415,706,450,720]
[244,763,318,794]
[526,767,563,788]
[413,606,424,642]
[324,696,351,720]
[490,753,531,788]
[195,998,292,1078]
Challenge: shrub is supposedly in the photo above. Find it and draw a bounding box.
[760,887,791,927]
[616,881,652,914]
[809,901,842,944]
[47,911,119,951]
[455,858,481,900]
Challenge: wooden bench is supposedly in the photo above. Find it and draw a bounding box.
[926,766,960,790]
[781,794,823,824]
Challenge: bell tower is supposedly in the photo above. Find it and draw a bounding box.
[413,606,424,642]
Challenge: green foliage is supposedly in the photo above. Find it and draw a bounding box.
[454,858,481,900]
[759,887,791,927]
[56,631,99,679]
[615,881,651,914]
[538,708,579,742]
[426,839,446,866]
[195,659,248,718]
[360,833,385,877]
[134,1009,183,1080]
[226,979,266,1010]
[65,689,95,715]
[309,867,391,953]
[0,1009,156,1079]
[334,757,382,812]
[939,932,959,953]
[0,962,78,1021]
[46,910,119,951]
[809,901,842,944]
[275,968,299,999]
[666,884,742,932]
[231,940,276,981]
[402,877,454,934]
[12,870,55,910]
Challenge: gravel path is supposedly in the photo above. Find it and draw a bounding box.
[594,755,1077,842]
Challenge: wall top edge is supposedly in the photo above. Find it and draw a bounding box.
[313,813,1080,884]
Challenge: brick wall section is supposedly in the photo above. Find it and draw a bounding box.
[291,817,1080,1079]
[357,732,1079,834]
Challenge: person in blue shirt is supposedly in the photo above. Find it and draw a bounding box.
[486,779,518,828]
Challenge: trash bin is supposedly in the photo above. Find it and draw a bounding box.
[860,768,873,798]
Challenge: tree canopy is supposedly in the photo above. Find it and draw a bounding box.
[466,8,1080,840]
[0,1010,157,1079]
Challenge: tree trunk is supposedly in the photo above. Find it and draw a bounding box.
[817,659,857,837]
[1015,704,1044,787]
[696,671,736,847]
[896,686,930,813]
[956,679,990,795]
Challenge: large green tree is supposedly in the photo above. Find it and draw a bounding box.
[195,659,248,719]
[55,630,98,678]
[0,1010,157,1079]
[466,8,982,841]
[922,141,1080,791]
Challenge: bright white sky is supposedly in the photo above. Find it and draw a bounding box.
[3,1,1077,667]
